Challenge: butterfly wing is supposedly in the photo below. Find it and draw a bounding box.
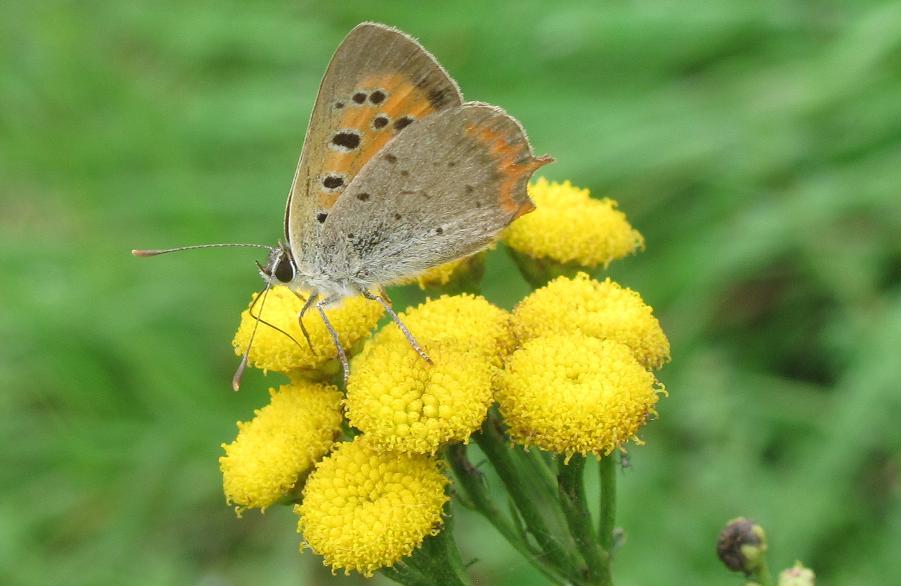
[285,22,463,273]
[319,102,552,286]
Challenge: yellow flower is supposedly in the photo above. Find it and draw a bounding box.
[346,340,493,454]
[296,436,448,576]
[512,273,670,370]
[496,334,663,458]
[232,286,383,375]
[220,380,343,511]
[370,294,513,366]
[505,178,644,268]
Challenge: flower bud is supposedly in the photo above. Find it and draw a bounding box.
[779,562,815,586]
[716,517,768,575]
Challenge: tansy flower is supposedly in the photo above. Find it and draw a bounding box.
[346,341,493,454]
[232,285,383,375]
[296,436,449,576]
[505,177,644,268]
[512,273,670,370]
[369,294,513,367]
[220,380,343,511]
[496,334,663,458]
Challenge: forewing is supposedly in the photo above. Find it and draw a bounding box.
[285,22,462,270]
[321,102,552,285]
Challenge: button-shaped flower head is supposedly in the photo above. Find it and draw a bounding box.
[497,334,664,458]
[346,340,493,454]
[296,437,449,576]
[232,286,383,375]
[220,380,343,511]
[513,273,670,370]
[369,293,514,367]
[505,178,644,268]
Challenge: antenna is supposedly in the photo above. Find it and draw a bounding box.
[132,240,297,390]
[132,243,273,257]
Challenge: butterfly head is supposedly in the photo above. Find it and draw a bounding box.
[259,242,297,285]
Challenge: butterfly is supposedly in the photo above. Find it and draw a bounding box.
[133,22,552,389]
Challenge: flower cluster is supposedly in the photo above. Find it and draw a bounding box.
[218,177,670,579]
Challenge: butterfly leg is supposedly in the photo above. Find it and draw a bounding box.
[361,289,432,364]
[316,296,350,386]
[291,291,318,354]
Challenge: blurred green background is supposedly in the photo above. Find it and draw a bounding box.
[2,1,899,585]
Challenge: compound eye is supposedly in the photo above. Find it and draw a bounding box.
[273,255,295,283]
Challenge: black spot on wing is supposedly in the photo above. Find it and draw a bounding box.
[356,192,370,202]
[316,212,328,223]
[331,131,360,150]
[352,92,367,104]
[435,227,444,235]
[384,153,398,164]
[369,90,386,104]
[322,175,344,189]
[372,115,389,130]
[394,116,414,131]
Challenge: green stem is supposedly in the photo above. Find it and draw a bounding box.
[511,447,573,539]
[475,417,581,578]
[392,506,471,586]
[523,448,561,500]
[751,555,774,586]
[597,454,617,586]
[444,512,476,586]
[438,506,474,586]
[598,455,617,553]
[558,456,606,583]
[446,444,568,585]
[410,528,472,586]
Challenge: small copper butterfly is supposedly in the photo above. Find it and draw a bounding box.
[134,22,552,388]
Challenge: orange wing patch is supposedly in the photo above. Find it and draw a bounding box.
[315,73,446,209]
[466,123,552,217]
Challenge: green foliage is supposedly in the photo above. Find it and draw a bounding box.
[1,1,898,585]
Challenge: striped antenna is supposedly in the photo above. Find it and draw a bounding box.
[131,243,273,257]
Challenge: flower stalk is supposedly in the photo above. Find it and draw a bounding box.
[400,512,472,586]
[475,413,583,580]
[559,455,609,585]
[446,444,568,585]
[598,454,617,556]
